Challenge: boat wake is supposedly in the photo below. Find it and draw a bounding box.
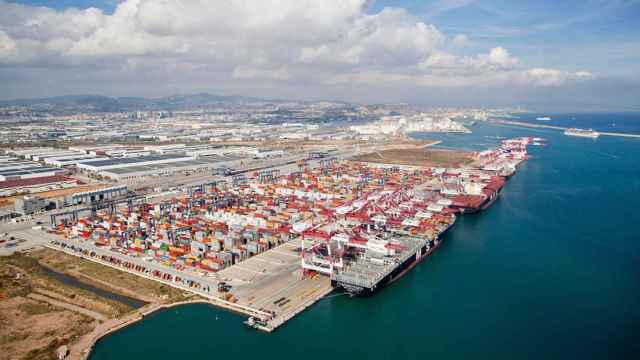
[590,150,619,159]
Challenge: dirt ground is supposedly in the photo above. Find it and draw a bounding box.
[0,260,95,360]
[0,297,94,360]
[350,147,474,167]
[0,249,187,360]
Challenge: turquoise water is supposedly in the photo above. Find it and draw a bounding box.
[90,115,640,360]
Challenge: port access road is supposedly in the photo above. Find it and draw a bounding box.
[31,230,330,332]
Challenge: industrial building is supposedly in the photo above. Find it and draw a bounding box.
[143,144,187,154]
[6,147,57,159]
[98,157,241,181]
[0,166,66,181]
[31,151,87,162]
[45,155,108,168]
[68,144,128,155]
[64,186,128,205]
[0,159,42,172]
[77,154,197,172]
[0,176,80,196]
[14,195,47,215]
[104,149,151,158]
[253,149,285,159]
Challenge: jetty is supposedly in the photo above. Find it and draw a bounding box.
[492,119,640,139]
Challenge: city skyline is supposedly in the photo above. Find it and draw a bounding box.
[1,0,639,110]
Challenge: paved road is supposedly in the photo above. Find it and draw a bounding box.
[27,292,108,321]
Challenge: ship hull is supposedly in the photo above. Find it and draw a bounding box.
[334,225,452,297]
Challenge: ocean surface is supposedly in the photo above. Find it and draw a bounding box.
[90,113,640,360]
[508,111,640,135]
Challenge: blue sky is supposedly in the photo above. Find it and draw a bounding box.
[369,0,640,75]
[9,0,640,75]
[8,0,119,12]
[1,0,639,110]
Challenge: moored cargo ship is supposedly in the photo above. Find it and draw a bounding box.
[564,128,600,138]
[331,221,454,296]
[313,138,537,297]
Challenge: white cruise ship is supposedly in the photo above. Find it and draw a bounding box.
[564,128,600,139]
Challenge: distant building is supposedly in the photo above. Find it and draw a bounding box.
[253,149,285,159]
[64,186,128,205]
[0,209,19,222]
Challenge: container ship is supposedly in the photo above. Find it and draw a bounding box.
[564,128,600,138]
[330,220,454,296]
[302,137,537,297]
[50,137,539,302]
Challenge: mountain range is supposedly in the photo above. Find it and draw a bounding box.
[0,93,278,112]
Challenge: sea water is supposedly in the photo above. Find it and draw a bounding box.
[90,113,640,360]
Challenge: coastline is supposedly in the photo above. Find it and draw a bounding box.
[75,299,214,360]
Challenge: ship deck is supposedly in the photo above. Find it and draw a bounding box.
[332,234,426,289]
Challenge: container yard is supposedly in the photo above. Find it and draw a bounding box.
[39,137,540,331]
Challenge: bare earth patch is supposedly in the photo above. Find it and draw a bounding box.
[0,249,187,360]
[350,147,474,167]
[0,292,94,360]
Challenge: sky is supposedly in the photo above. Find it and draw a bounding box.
[0,0,639,110]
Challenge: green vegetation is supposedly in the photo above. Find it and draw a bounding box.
[0,331,29,346]
[2,252,135,318]
[18,302,59,316]
[35,249,186,302]
[22,338,61,360]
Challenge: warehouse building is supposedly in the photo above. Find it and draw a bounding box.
[77,154,197,173]
[0,175,79,196]
[104,149,151,158]
[0,166,66,181]
[98,158,237,181]
[47,157,110,168]
[68,144,127,155]
[0,160,42,172]
[143,144,187,154]
[65,186,128,205]
[44,155,110,168]
[14,196,47,215]
[7,147,57,159]
[32,151,87,162]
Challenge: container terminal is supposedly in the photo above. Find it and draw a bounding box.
[28,137,538,331]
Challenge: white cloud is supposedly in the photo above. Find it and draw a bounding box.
[232,66,292,81]
[0,30,16,58]
[0,0,595,98]
[419,46,517,72]
[517,68,595,86]
[452,34,471,48]
[483,46,518,68]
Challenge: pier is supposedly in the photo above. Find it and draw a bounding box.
[29,138,534,336]
[43,233,330,332]
[492,119,640,138]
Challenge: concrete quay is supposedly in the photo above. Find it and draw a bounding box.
[42,231,330,332]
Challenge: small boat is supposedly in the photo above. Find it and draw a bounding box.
[244,316,268,329]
